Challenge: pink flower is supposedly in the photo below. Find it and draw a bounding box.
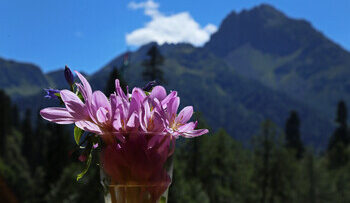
[40,70,208,198]
[40,71,208,140]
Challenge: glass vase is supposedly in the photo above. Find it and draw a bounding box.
[100,132,175,203]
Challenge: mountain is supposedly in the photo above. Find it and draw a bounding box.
[1,4,348,149]
[46,69,67,89]
[205,4,350,116]
[89,43,332,148]
[0,58,48,98]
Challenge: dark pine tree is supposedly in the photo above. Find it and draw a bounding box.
[142,45,165,84]
[11,104,19,128]
[330,101,348,146]
[21,109,34,170]
[33,109,46,168]
[44,123,71,184]
[0,90,12,156]
[328,100,349,168]
[105,66,128,96]
[285,110,304,159]
[259,121,273,203]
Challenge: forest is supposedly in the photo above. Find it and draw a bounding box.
[1,89,350,203]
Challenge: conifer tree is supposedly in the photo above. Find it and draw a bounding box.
[285,110,304,159]
[253,120,297,203]
[305,153,316,203]
[0,90,12,156]
[44,124,71,184]
[11,104,19,128]
[334,101,348,145]
[33,109,45,168]
[105,66,127,96]
[328,100,349,168]
[21,109,34,170]
[142,45,165,84]
[258,120,274,203]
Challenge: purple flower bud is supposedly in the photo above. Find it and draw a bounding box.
[64,65,74,86]
[44,89,60,99]
[143,80,157,91]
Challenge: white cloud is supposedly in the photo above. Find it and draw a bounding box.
[126,0,217,47]
[128,0,161,18]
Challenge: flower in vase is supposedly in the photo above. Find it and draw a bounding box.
[40,70,209,200]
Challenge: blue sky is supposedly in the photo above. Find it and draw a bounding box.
[1,0,349,74]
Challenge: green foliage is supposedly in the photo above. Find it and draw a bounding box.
[328,101,350,169]
[0,92,102,201]
[168,116,350,203]
[74,126,83,145]
[252,120,297,203]
[285,110,304,159]
[0,90,12,156]
[76,149,93,181]
[1,86,350,202]
[45,164,103,203]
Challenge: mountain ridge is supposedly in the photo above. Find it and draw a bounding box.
[205,4,350,116]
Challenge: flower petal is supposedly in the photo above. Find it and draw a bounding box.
[132,87,146,104]
[182,129,209,138]
[40,107,76,124]
[110,93,121,119]
[112,109,124,131]
[115,79,127,100]
[128,97,140,118]
[126,112,139,129]
[151,112,166,132]
[75,120,102,134]
[75,71,92,101]
[161,91,177,108]
[60,90,88,120]
[175,106,193,124]
[96,107,109,124]
[177,122,196,132]
[91,91,111,116]
[167,97,180,121]
[150,86,167,101]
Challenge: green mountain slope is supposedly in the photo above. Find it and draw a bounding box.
[205,4,350,116]
[0,58,48,97]
[90,43,332,148]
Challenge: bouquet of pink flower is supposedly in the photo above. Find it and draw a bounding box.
[40,66,208,202]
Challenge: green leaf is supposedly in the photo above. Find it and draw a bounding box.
[75,90,85,102]
[54,93,61,98]
[159,196,167,203]
[74,126,83,145]
[76,150,93,181]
